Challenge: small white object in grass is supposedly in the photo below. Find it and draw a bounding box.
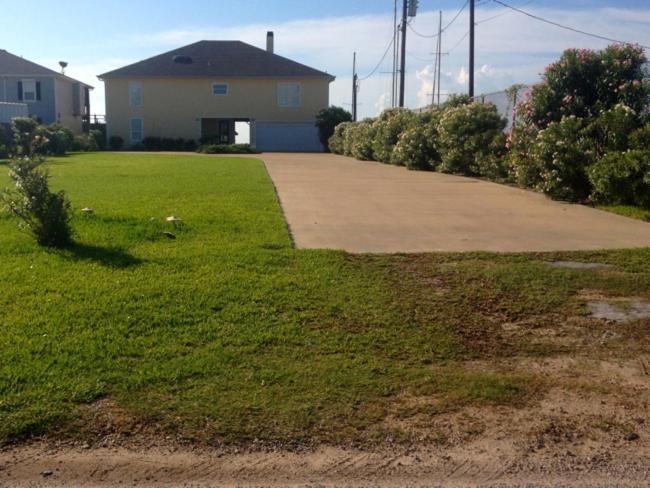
[166,216,182,226]
[81,207,94,214]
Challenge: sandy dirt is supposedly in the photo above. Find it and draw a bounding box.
[2,355,648,487]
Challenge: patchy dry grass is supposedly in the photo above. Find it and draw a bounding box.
[0,153,649,450]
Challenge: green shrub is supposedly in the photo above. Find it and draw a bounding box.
[348,120,376,161]
[88,129,105,150]
[437,103,507,178]
[11,118,42,156]
[630,124,650,150]
[197,143,258,154]
[393,111,441,170]
[315,106,353,152]
[143,137,163,151]
[70,134,96,152]
[328,122,352,155]
[372,108,417,164]
[586,103,642,154]
[38,124,74,156]
[528,116,596,201]
[506,124,540,187]
[109,135,124,150]
[1,156,72,247]
[517,44,649,129]
[588,150,650,207]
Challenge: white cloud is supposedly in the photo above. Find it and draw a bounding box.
[52,5,650,118]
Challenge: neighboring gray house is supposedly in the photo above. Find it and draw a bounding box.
[0,49,92,133]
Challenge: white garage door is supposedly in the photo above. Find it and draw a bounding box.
[255,122,323,152]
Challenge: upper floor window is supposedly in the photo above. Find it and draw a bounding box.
[19,79,40,102]
[212,83,228,96]
[277,82,301,107]
[129,81,143,107]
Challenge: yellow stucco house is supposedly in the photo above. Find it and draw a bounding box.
[99,33,335,151]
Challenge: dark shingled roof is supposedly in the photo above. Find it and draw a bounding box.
[0,49,93,87]
[99,41,334,80]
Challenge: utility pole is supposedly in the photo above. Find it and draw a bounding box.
[391,0,398,108]
[469,0,475,97]
[352,52,358,121]
[398,0,407,107]
[436,10,442,105]
[431,10,442,107]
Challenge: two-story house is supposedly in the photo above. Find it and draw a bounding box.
[99,33,334,151]
[0,49,92,133]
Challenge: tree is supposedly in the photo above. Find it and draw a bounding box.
[315,106,352,152]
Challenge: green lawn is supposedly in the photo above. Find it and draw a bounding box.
[1,153,649,447]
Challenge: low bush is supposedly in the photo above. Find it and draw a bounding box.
[1,156,72,247]
[393,110,441,170]
[372,108,417,164]
[437,103,507,179]
[586,104,642,155]
[142,137,196,152]
[197,143,258,154]
[315,106,353,152]
[630,123,650,150]
[328,122,352,155]
[109,135,124,151]
[348,120,376,161]
[89,129,106,151]
[588,150,650,207]
[70,134,96,152]
[38,124,74,156]
[528,116,596,201]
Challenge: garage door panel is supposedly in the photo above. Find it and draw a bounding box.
[255,122,322,152]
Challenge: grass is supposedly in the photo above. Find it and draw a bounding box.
[597,204,650,221]
[1,152,649,448]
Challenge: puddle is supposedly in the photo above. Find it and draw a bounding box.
[548,261,612,270]
[587,300,650,323]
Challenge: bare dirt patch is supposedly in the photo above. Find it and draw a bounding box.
[5,355,647,487]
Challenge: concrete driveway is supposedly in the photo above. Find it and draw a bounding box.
[260,153,650,253]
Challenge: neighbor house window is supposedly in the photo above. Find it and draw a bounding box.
[212,83,228,96]
[129,81,143,107]
[130,118,143,143]
[20,79,38,101]
[277,82,301,107]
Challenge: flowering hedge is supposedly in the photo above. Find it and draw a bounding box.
[329,44,650,208]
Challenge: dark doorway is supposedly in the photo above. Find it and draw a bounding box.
[201,118,234,144]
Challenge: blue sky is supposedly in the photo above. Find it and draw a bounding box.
[3,1,650,118]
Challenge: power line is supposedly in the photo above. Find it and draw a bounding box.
[476,0,533,24]
[358,35,395,81]
[407,0,469,39]
[492,0,650,49]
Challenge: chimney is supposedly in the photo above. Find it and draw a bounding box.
[266,31,274,54]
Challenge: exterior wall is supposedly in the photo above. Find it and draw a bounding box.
[104,77,330,145]
[54,77,85,134]
[0,76,87,133]
[0,76,56,124]
[0,101,28,123]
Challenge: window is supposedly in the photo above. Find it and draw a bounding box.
[130,118,143,143]
[277,82,301,107]
[21,79,37,101]
[212,83,228,96]
[129,81,143,107]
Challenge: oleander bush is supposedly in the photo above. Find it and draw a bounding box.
[327,44,649,208]
[437,103,507,179]
[371,108,417,164]
[588,150,650,207]
[393,111,441,170]
[349,120,377,161]
[38,124,74,156]
[328,122,352,155]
